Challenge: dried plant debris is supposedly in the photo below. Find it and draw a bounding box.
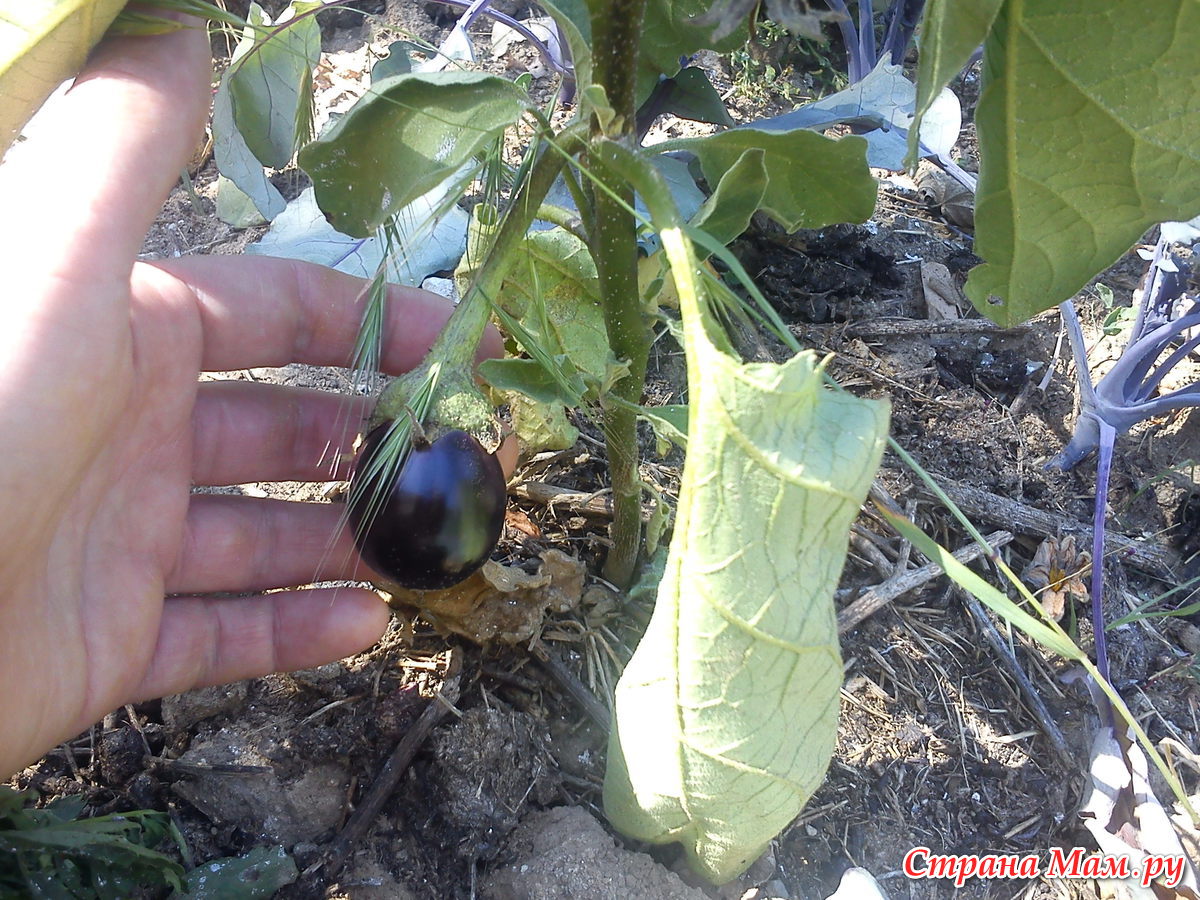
[384,549,586,643]
[1021,535,1091,621]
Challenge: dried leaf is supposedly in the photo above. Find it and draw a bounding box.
[385,549,584,643]
[1021,535,1089,622]
[920,260,963,321]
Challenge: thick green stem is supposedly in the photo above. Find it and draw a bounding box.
[589,0,649,588]
[428,140,575,371]
[374,130,579,437]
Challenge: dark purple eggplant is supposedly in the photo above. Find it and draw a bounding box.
[348,426,506,590]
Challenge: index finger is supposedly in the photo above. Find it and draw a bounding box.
[0,25,211,290]
[146,254,503,372]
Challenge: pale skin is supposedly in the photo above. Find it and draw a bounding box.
[0,25,507,777]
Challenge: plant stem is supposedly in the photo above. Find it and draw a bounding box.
[589,0,649,588]
[414,136,575,376]
[373,125,583,437]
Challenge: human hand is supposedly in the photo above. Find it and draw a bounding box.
[0,25,499,776]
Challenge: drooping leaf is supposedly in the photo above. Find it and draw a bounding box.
[907,0,1002,166]
[690,147,768,247]
[642,67,734,128]
[299,71,527,237]
[246,186,468,285]
[604,226,889,883]
[679,128,876,231]
[0,0,126,157]
[211,6,286,222]
[226,0,321,169]
[492,226,610,376]
[966,0,1200,326]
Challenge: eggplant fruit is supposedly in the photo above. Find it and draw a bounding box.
[349,426,506,590]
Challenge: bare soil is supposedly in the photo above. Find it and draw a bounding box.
[9,5,1200,900]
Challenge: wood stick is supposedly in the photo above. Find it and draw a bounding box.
[316,672,462,878]
[532,645,611,731]
[511,481,657,521]
[929,479,1179,582]
[956,586,1074,766]
[838,530,1014,634]
[795,318,1030,339]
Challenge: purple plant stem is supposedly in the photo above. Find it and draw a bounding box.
[1091,420,1117,729]
[824,0,864,82]
[425,0,572,75]
[857,0,876,75]
[1091,420,1116,685]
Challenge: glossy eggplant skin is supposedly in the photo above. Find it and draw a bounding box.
[348,427,506,590]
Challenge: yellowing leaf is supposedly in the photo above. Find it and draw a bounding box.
[0,0,126,156]
[604,227,888,883]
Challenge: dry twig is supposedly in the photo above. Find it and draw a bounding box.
[838,530,1014,633]
[315,665,463,878]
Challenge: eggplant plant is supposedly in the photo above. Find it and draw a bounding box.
[6,0,1200,886]
[1050,235,1200,684]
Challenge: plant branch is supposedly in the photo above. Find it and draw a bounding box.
[587,0,649,588]
[418,128,580,375]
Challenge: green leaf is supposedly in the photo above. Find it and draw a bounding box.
[605,226,889,883]
[884,512,1085,661]
[212,20,286,222]
[477,357,586,406]
[907,0,1002,167]
[214,174,269,227]
[183,845,298,899]
[299,72,527,237]
[680,129,876,231]
[637,403,688,450]
[246,185,469,284]
[638,0,748,101]
[494,226,610,376]
[538,0,592,91]
[227,1,321,169]
[370,39,415,81]
[507,390,580,452]
[0,0,127,156]
[649,67,734,127]
[966,0,1200,325]
[690,147,767,247]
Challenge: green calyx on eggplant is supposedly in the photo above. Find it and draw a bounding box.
[348,422,507,590]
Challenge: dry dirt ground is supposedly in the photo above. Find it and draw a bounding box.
[8,4,1200,899]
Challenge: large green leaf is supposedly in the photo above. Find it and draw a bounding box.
[907,0,1002,166]
[637,0,748,101]
[967,0,1200,326]
[678,129,876,231]
[298,72,527,237]
[0,0,126,156]
[212,18,286,224]
[227,0,321,169]
[604,226,889,883]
